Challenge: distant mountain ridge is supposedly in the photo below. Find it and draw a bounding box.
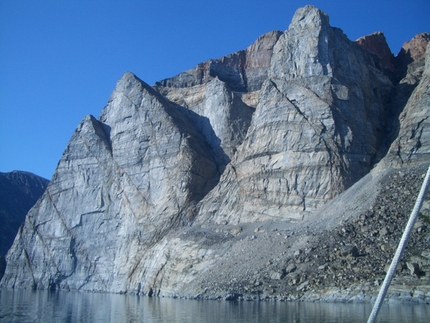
[0,171,48,279]
[1,6,429,302]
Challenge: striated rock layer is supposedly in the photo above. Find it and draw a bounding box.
[1,73,219,292]
[197,5,393,224]
[1,6,430,302]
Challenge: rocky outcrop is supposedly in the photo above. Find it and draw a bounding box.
[196,5,393,224]
[155,30,282,93]
[1,73,218,291]
[153,30,282,163]
[1,5,429,302]
[355,32,396,72]
[166,77,255,164]
[0,171,48,281]
[395,32,430,81]
[385,42,430,166]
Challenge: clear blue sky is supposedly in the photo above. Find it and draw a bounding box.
[1,0,429,180]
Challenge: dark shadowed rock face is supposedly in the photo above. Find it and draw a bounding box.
[386,42,430,166]
[395,32,430,82]
[397,33,430,66]
[0,171,48,280]
[1,5,429,302]
[0,171,48,257]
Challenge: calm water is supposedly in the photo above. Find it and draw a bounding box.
[0,289,429,323]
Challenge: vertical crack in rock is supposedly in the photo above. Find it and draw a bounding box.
[269,78,342,199]
[407,116,429,161]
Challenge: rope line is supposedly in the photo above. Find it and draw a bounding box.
[367,163,430,323]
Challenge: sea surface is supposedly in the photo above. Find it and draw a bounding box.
[0,289,429,322]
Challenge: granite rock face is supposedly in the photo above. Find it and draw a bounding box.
[1,6,430,301]
[1,73,218,291]
[197,5,393,224]
[154,30,281,163]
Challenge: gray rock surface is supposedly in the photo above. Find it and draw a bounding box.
[154,30,281,164]
[196,5,393,224]
[1,73,218,292]
[1,5,430,303]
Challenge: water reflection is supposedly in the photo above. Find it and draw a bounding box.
[0,289,428,323]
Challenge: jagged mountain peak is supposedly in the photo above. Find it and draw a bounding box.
[196,4,397,225]
[113,71,163,98]
[398,32,430,61]
[269,5,354,82]
[104,71,164,112]
[154,28,282,93]
[355,31,395,71]
[245,30,283,55]
[1,6,429,301]
[289,5,330,30]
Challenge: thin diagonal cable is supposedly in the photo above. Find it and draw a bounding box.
[367,163,430,323]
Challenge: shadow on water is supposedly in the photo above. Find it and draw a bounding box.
[1,289,429,323]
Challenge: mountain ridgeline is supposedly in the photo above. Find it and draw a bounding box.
[1,6,430,302]
[0,171,48,280]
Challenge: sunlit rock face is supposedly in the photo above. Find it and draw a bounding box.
[1,6,429,299]
[197,5,394,224]
[154,29,282,164]
[1,73,218,292]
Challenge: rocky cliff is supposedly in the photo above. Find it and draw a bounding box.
[1,6,429,302]
[0,171,48,279]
